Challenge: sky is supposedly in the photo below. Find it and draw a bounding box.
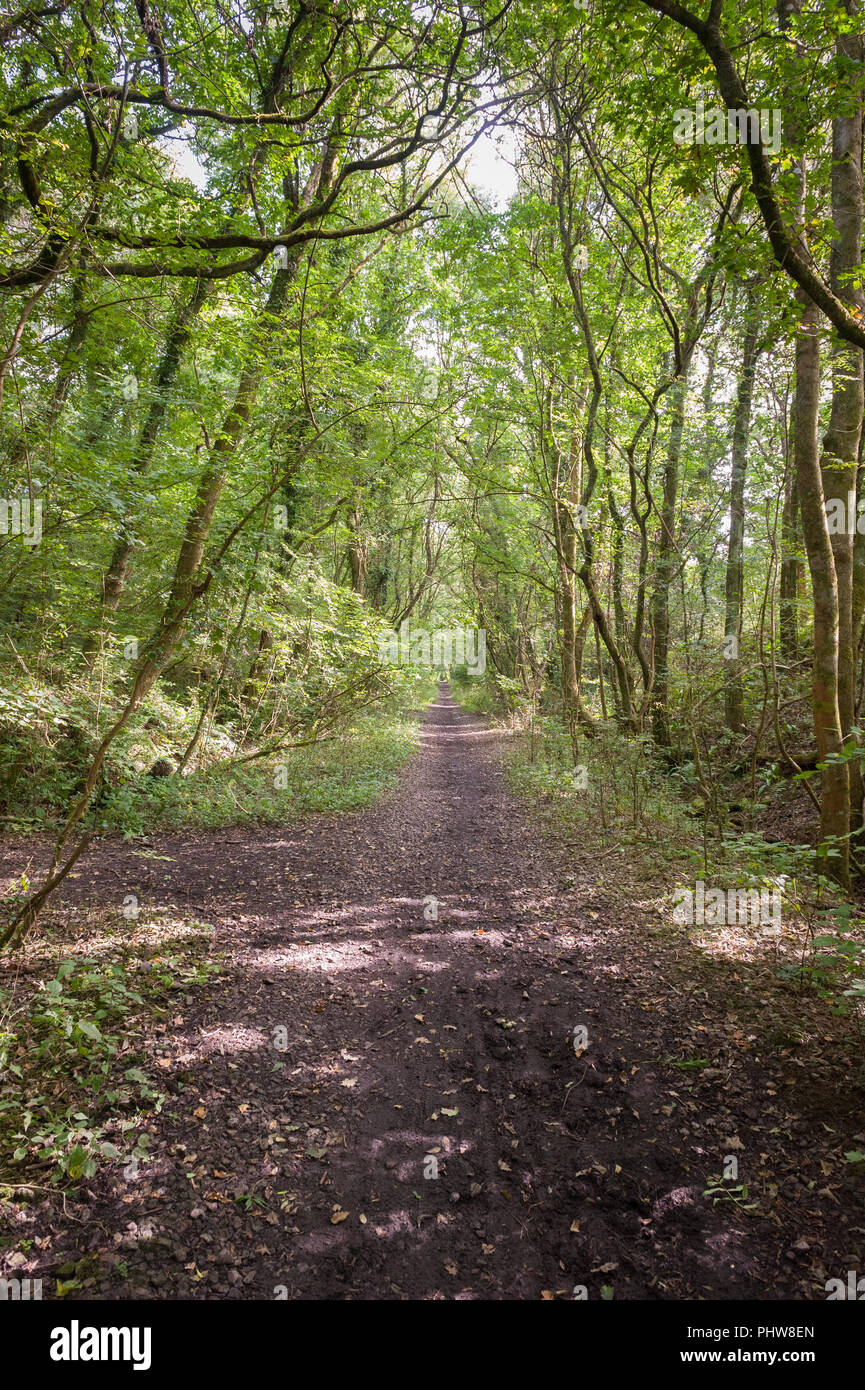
[462,128,520,209]
[159,124,521,209]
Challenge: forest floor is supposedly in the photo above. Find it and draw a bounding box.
[2,686,865,1300]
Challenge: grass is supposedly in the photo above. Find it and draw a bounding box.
[96,706,427,836]
[499,712,865,1015]
[505,716,693,870]
[0,667,437,838]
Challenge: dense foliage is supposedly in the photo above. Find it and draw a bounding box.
[3,0,865,945]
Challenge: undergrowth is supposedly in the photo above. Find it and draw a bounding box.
[0,671,435,837]
[502,713,865,1016]
[0,916,222,1190]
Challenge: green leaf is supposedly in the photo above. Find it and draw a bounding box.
[66,1144,90,1179]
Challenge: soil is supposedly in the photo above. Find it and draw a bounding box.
[2,685,865,1300]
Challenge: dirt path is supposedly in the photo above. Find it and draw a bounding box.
[7,687,865,1300]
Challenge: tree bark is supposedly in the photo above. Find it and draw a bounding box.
[779,451,801,667]
[797,297,850,884]
[723,302,761,730]
[651,369,689,744]
[85,277,212,655]
[819,6,865,838]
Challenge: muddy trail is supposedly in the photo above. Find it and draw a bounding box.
[5,686,865,1301]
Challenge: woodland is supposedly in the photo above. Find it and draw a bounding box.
[1,0,865,1311]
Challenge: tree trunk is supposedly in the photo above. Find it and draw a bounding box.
[556,499,582,755]
[779,0,851,883]
[797,293,850,884]
[723,303,760,730]
[651,369,689,744]
[84,278,212,658]
[819,10,864,839]
[779,454,801,666]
